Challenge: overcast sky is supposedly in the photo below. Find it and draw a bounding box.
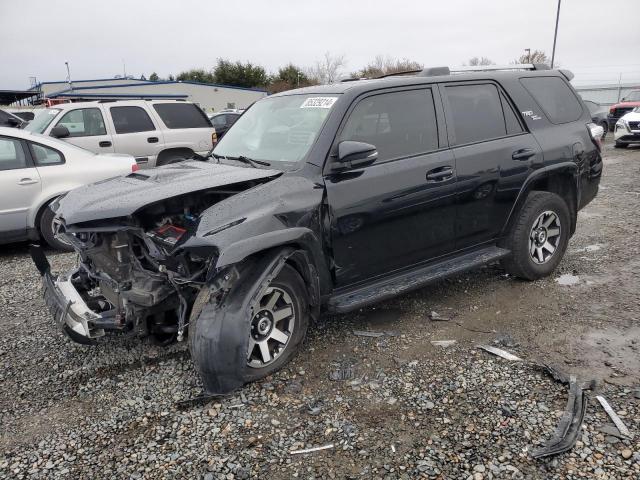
[1,0,639,89]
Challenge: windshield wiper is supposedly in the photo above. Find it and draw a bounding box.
[226,155,271,168]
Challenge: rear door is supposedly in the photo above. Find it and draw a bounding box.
[325,87,457,287]
[53,106,114,153]
[441,82,543,250]
[0,136,40,238]
[108,105,164,167]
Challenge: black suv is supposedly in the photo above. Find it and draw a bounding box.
[32,64,603,394]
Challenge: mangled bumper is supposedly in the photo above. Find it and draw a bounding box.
[31,244,107,341]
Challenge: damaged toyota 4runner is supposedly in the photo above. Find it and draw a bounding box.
[32,64,603,394]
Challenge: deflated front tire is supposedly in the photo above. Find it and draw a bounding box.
[189,258,309,394]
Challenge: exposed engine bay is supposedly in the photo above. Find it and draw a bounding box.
[59,182,262,343]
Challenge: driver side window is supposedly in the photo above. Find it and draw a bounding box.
[57,108,107,137]
[339,89,439,163]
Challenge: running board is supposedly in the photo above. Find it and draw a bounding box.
[328,246,510,313]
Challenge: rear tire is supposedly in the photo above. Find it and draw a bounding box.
[599,121,608,139]
[39,205,73,252]
[189,264,309,392]
[614,142,627,149]
[501,191,570,281]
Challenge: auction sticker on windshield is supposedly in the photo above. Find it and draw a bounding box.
[300,97,337,109]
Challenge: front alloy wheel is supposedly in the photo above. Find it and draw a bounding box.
[247,286,296,368]
[529,211,561,264]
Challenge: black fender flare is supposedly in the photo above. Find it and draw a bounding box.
[500,162,578,236]
[215,227,331,297]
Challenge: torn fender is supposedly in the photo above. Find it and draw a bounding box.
[189,247,295,394]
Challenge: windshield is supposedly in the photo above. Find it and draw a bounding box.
[24,108,61,133]
[213,94,338,164]
[623,91,640,102]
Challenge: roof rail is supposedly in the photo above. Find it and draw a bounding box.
[376,69,423,79]
[419,63,551,77]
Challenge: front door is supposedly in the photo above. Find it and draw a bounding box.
[0,136,41,238]
[54,106,115,153]
[440,82,543,249]
[325,87,457,287]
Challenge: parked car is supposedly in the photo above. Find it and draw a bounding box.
[0,108,27,128]
[209,111,241,139]
[0,127,137,250]
[607,90,640,131]
[6,108,37,122]
[32,65,603,394]
[583,100,609,138]
[614,107,640,148]
[24,100,216,168]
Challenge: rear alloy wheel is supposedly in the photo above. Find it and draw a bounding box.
[502,191,570,280]
[39,205,74,252]
[528,211,562,265]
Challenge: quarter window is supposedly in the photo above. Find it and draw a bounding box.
[56,108,106,137]
[445,84,507,145]
[153,103,211,129]
[110,106,155,134]
[31,143,64,166]
[0,137,27,170]
[520,76,583,124]
[340,89,439,162]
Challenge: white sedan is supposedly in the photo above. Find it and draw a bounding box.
[614,107,640,148]
[0,127,137,250]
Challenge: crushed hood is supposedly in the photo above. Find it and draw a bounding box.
[56,160,281,225]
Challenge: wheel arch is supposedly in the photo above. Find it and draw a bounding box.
[156,147,195,165]
[502,163,579,238]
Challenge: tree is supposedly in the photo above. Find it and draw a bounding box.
[268,64,316,93]
[168,74,175,81]
[149,72,159,82]
[466,56,494,66]
[307,52,346,84]
[356,55,422,78]
[176,68,215,83]
[515,50,549,65]
[212,59,269,88]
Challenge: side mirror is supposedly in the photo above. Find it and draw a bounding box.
[50,125,70,139]
[334,141,378,169]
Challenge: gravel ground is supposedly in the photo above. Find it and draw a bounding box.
[1,139,639,479]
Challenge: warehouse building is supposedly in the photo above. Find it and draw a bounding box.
[575,82,639,106]
[28,77,268,113]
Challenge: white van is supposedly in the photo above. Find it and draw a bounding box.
[25,100,216,168]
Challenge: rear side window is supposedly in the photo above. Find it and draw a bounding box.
[30,143,64,166]
[501,93,524,135]
[520,77,583,124]
[212,114,227,127]
[0,137,27,170]
[110,106,155,134]
[153,103,211,129]
[445,84,506,145]
[57,108,106,137]
[339,89,439,162]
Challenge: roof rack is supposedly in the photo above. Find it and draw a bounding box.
[419,63,550,77]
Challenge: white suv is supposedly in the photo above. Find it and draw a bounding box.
[24,100,215,168]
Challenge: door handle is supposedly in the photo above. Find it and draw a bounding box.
[512,148,536,160]
[99,141,112,147]
[147,137,159,143]
[18,178,39,186]
[426,166,454,182]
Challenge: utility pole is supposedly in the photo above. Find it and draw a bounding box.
[65,61,72,88]
[551,0,562,68]
[525,48,531,63]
